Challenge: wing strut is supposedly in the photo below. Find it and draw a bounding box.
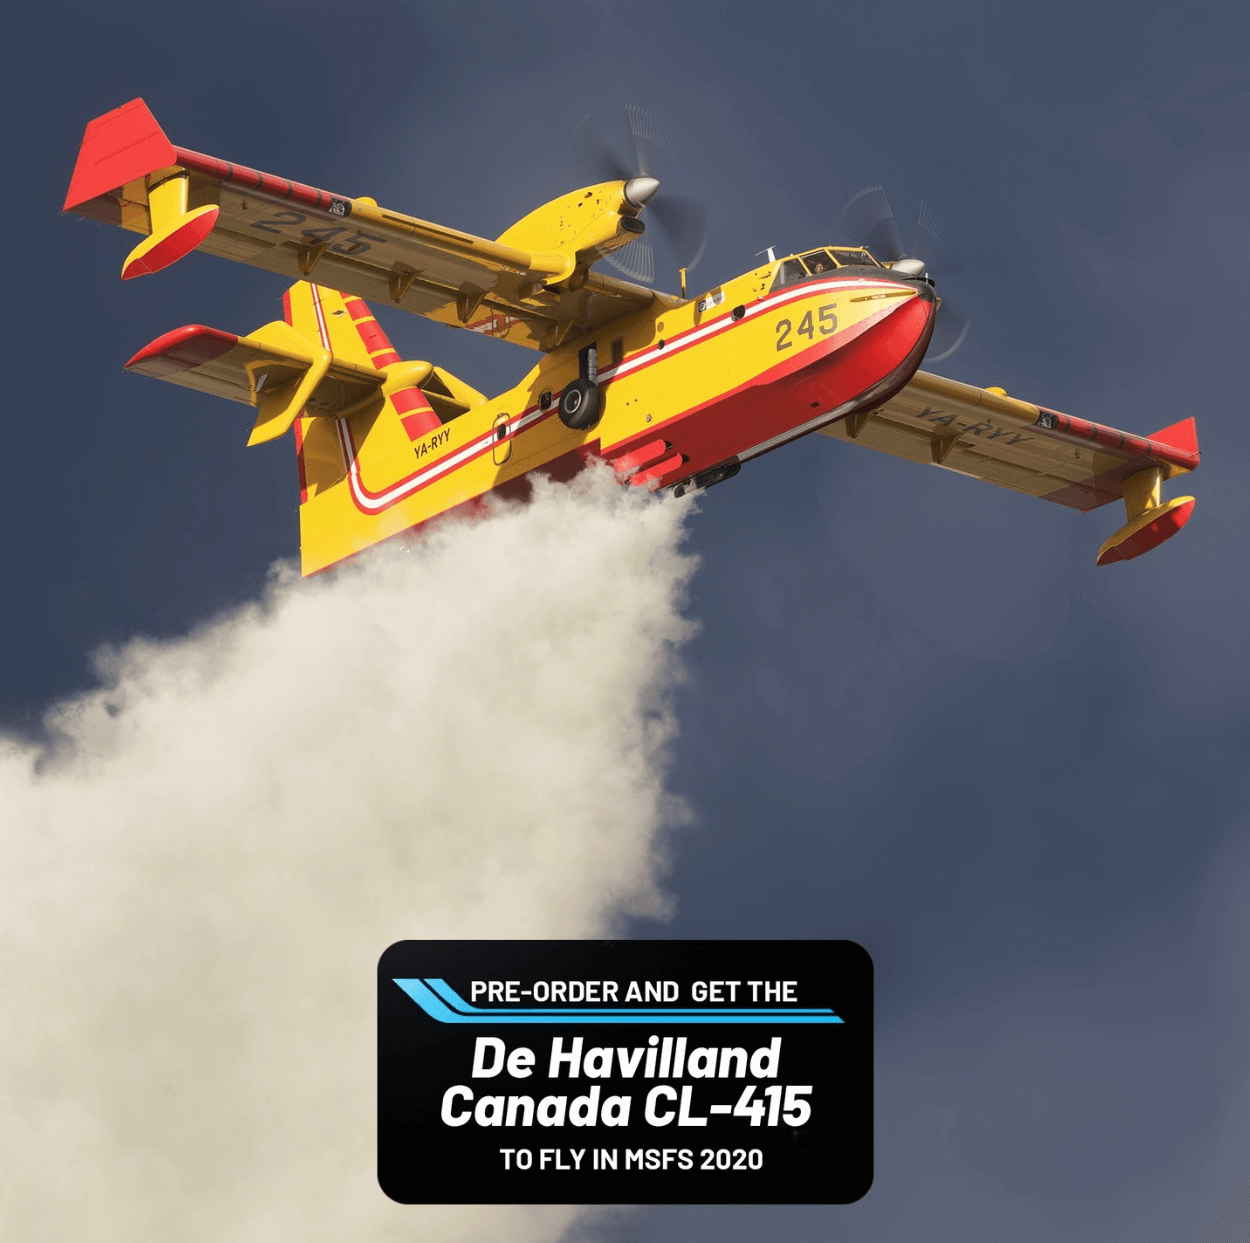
[121,170,220,280]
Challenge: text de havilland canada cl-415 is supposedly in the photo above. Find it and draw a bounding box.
[64,99,1199,575]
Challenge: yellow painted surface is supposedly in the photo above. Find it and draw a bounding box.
[289,267,916,574]
[1121,466,1163,521]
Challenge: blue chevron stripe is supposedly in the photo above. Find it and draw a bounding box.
[393,978,842,1024]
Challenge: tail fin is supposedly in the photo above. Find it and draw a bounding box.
[282,283,441,438]
[283,284,465,574]
[126,281,491,576]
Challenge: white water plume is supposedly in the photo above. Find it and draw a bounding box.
[0,470,697,1243]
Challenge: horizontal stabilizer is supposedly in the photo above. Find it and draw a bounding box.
[126,321,389,444]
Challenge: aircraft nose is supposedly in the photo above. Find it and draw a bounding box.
[624,176,660,208]
[905,274,937,303]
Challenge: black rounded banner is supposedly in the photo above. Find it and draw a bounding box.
[377,940,872,1203]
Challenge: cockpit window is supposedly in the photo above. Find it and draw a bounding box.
[830,247,879,267]
[772,255,822,291]
[800,249,836,274]
[770,245,882,291]
[778,258,808,285]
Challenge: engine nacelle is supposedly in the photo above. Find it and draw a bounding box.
[496,181,646,286]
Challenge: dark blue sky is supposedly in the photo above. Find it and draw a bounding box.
[6,1,1248,1239]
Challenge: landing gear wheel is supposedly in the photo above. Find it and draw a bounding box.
[558,378,602,430]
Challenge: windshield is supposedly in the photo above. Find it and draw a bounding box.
[830,247,879,267]
[770,246,882,291]
[800,249,836,275]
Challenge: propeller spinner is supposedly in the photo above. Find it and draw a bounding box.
[571,106,708,286]
[838,186,970,363]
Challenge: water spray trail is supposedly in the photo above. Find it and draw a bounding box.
[0,471,697,1243]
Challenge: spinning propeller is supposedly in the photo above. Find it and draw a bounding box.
[838,186,971,363]
[571,105,708,286]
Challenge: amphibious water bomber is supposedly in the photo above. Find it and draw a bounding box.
[65,99,1198,573]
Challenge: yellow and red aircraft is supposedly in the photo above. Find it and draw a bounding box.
[64,99,1199,576]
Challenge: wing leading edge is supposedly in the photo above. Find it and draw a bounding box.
[819,369,1199,564]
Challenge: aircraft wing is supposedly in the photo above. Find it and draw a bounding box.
[819,369,1200,562]
[64,99,670,352]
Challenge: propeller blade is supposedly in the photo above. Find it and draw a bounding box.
[626,104,684,181]
[570,115,632,185]
[579,106,708,286]
[606,232,655,285]
[927,301,970,363]
[911,200,964,276]
[651,193,708,271]
[838,185,905,262]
